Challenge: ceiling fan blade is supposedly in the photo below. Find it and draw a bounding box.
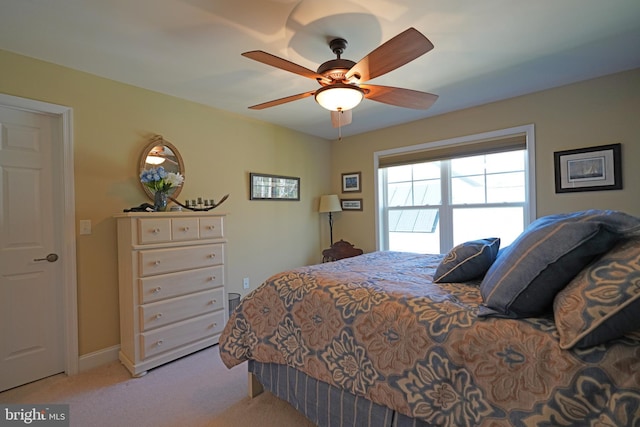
[242,51,330,83]
[361,85,438,110]
[345,28,434,83]
[248,91,316,110]
[331,109,352,128]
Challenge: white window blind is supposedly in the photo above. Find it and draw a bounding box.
[378,134,526,168]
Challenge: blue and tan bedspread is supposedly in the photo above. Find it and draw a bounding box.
[219,251,640,426]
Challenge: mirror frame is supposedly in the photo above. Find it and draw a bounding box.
[139,135,185,201]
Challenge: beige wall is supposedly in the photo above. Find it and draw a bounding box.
[0,49,331,355]
[330,68,640,253]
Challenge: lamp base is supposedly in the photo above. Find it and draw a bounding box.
[328,211,334,245]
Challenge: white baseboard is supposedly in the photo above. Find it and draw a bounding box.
[78,345,120,372]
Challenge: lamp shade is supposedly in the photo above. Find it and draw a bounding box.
[319,194,342,213]
[315,83,364,112]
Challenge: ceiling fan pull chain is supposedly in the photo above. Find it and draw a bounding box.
[338,109,342,141]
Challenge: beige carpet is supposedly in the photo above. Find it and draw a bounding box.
[0,346,315,427]
[208,391,315,427]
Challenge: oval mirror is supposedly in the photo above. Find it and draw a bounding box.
[139,135,185,201]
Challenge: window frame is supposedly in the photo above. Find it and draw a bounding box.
[374,124,536,252]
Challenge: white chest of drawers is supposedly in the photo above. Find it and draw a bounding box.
[115,212,227,376]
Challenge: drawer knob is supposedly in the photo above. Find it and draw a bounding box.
[207,225,215,230]
[208,254,216,258]
[155,313,163,319]
[156,340,164,346]
[208,276,216,281]
[154,260,161,266]
[209,323,217,329]
[209,299,217,305]
[153,287,162,294]
[182,226,189,232]
[152,228,161,234]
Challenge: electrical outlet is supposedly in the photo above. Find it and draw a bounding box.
[243,277,250,289]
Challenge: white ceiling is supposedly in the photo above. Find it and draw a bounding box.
[2,0,640,140]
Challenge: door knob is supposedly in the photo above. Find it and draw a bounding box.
[34,253,59,262]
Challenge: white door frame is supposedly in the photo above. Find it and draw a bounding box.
[0,93,78,376]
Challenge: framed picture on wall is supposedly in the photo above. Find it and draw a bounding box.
[250,173,300,200]
[554,143,622,193]
[341,198,363,211]
[341,172,361,193]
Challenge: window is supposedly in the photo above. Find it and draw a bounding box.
[376,126,535,254]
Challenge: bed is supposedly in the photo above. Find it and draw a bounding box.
[219,210,640,426]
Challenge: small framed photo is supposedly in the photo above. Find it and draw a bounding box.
[554,143,622,193]
[342,172,361,193]
[341,198,363,211]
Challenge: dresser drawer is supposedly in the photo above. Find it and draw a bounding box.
[200,216,224,239]
[141,311,224,359]
[138,218,172,244]
[139,244,224,276]
[171,218,199,241]
[139,265,223,304]
[140,288,224,331]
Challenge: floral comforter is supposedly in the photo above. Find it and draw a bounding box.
[219,251,640,426]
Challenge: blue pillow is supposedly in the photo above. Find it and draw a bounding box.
[554,238,640,349]
[479,210,640,318]
[434,238,500,283]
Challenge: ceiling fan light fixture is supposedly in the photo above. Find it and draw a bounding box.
[145,155,166,165]
[315,83,364,112]
[145,145,167,165]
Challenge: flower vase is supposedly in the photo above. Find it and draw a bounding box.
[154,191,168,211]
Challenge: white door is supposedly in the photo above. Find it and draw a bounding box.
[0,104,65,391]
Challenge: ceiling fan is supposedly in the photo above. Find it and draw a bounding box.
[242,27,438,128]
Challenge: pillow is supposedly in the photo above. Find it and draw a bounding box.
[434,238,500,283]
[553,238,640,349]
[478,210,640,318]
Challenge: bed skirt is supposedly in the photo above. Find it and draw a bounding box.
[249,361,428,427]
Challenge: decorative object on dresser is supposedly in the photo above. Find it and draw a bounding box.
[170,195,229,212]
[318,194,342,245]
[114,212,227,377]
[322,239,363,262]
[140,166,184,211]
[139,135,185,202]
